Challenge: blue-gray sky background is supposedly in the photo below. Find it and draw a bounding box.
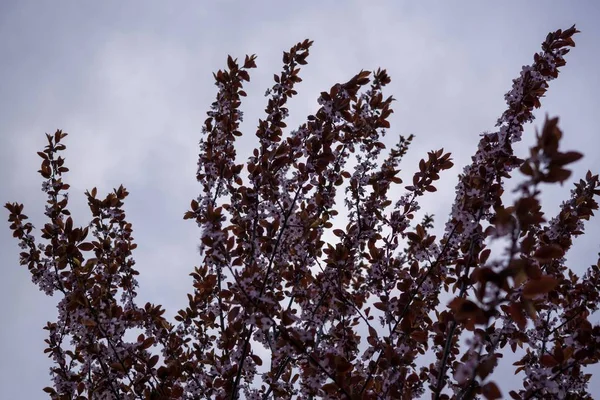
[1,1,599,398]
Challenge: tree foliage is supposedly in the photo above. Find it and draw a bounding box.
[6,25,600,399]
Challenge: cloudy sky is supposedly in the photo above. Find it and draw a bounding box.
[1,1,599,398]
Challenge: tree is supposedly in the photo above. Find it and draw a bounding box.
[5,24,600,399]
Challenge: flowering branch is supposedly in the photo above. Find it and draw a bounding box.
[6,25,600,400]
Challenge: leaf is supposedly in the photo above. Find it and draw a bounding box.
[509,303,527,330]
[478,354,498,380]
[553,151,583,166]
[482,382,502,400]
[65,217,73,233]
[520,162,534,176]
[239,70,250,82]
[333,229,345,237]
[110,362,125,372]
[479,249,492,264]
[448,297,483,321]
[545,167,571,183]
[406,232,420,242]
[243,54,257,69]
[533,244,564,262]
[141,337,155,350]
[251,354,263,366]
[281,310,298,326]
[77,242,94,251]
[148,355,159,368]
[410,330,427,343]
[227,55,236,70]
[228,306,240,323]
[540,354,558,367]
[522,275,558,299]
[368,326,379,341]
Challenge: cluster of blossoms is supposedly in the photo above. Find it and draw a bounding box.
[6,26,600,400]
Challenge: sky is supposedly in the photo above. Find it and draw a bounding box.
[1,1,599,398]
